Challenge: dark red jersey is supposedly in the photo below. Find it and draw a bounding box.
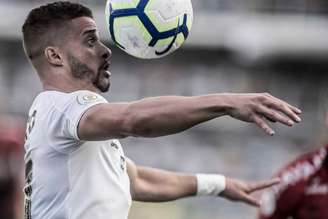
[259,145,328,219]
[0,117,24,219]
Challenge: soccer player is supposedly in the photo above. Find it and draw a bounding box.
[22,2,302,219]
[258,145,328,219]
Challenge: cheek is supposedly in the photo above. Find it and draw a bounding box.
[80,49,100,70]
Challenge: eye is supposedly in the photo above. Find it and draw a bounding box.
[87,36,98,47]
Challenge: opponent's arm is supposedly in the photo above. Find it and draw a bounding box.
[127,159,280,206]
[78,93,301,140]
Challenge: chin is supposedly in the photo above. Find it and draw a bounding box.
[97,83,110,93]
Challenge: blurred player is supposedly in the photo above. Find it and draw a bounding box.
[22,2,302,219]
[259,101,328,219]
[259,145,328,219]
[0,116,24,219]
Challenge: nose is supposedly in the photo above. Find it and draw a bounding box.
[101,42,112,60]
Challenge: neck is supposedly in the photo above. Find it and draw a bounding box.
[43,83,99,93]
[39,70,100,93]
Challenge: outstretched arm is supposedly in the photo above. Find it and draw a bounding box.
[127,159,280,206]
[78,93,301,140]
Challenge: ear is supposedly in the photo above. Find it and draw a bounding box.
[44,47,63,66]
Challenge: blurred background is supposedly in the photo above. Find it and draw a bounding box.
[1,0,328,218]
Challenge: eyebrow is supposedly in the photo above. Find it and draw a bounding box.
[81,29,98,36]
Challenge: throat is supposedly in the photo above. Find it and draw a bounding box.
[42,77,99,93]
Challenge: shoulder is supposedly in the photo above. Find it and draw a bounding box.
[73,90,108,106]
[273,146,326,193]
[32,90,107,112]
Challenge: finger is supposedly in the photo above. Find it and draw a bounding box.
[281,105,302,123]
[257,106,294,126]
[270,101,302,123]
[278,100,302,115]
[247,178,280,193]
[266,94,302,115]
[287,104,302,114]
[252,115,275,136]
[239,192,260,207]
[265,117,276,123]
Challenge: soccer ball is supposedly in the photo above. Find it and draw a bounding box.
[105,0,193,59]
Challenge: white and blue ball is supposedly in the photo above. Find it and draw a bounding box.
[105,0,193,59]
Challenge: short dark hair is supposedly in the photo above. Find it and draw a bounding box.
[22,1,93,59]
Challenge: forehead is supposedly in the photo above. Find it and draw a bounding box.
[67,16,98,37]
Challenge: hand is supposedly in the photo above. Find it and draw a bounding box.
[220,177,280,207]
[226,93,302,135]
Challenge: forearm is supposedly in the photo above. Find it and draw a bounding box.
[131,166,197,202]
[125,94,231,137]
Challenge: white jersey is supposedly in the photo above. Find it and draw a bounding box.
[24,90,131,219]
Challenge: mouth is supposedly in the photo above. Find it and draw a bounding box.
[101,62,111,78]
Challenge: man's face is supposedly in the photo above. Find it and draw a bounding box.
[61,17,112,92]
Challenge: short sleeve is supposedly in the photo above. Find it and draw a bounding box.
[62,91,108,141]
[47,90,108,152]
[259,187,287,219]
[259,169,305,219]
[259,183,303,219]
